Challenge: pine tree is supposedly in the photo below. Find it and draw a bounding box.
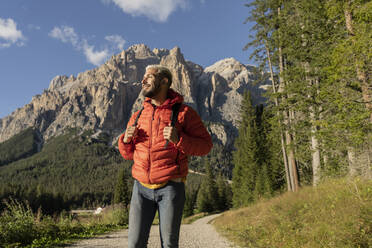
[184,186,198,217]
[216,174,231,211]
[232,91,259,207]
[113,168,130,207]
[263,106,286,192]
[196,159,218,213]
[245,0,301,191]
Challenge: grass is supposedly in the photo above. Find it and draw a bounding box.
[0,199,128,248]
[213,177,372,248]
[182,212,210,224]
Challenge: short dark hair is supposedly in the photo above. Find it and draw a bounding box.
[146,65,172,87]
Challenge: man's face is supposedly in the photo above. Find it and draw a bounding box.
[142,68,162,98]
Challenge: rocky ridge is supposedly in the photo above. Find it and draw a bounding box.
[0,44,267,147]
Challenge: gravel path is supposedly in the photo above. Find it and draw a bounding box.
[66,214,238,248]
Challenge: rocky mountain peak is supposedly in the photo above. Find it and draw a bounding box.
[205,57,250,82]
[127,44,155,58]
[152,48,169,57]
[48,75,78,93]
[0,44,267,147]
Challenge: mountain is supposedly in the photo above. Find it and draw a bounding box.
[0,44,268,211]
[0,44,268,147]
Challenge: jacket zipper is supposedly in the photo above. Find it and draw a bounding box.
[155,117,160,139]
[148,105,156,184]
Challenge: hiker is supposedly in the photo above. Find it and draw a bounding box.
[118,64,213,248]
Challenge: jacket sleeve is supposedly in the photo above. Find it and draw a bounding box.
[175,106,213,156]
[118,112,137,160]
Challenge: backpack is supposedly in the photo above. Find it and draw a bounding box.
[132,103,182,148]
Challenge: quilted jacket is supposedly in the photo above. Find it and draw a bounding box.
[118,89,213,184]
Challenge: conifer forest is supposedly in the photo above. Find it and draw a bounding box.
[231,0,371,207]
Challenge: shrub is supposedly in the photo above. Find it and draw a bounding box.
[0,198,125,247]
[100,204,129,226]
[0,198,36,246]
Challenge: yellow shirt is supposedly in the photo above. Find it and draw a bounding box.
[140,177,186,189]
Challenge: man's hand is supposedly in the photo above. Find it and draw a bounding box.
[163,124,179,144]
[123,126,138,143]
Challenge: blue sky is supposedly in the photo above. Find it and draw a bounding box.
[0,0,254,119]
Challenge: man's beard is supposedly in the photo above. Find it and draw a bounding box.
[142,82,161,98]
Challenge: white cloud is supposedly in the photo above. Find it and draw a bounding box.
[0,18,25,48]
[105,35,126,50]
[49,26,126,66]
[106,0,187,22]
[49,26,79,47]
[83,42,109,66]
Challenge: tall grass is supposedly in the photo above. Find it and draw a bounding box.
[0,198,128,247]
[0,198,36,246]
[213,178,372,248]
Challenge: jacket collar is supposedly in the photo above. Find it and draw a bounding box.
[144,89,183,109]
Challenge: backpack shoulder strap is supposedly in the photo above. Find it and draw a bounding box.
[164,103,182,148]
[170,103,182,127]
[132,106,144,127]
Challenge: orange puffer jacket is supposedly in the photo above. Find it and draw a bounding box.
[118,89,213,184]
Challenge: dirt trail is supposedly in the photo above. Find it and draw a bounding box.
[67,214,238,248]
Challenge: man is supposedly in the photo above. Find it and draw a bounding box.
[118,65,213,248]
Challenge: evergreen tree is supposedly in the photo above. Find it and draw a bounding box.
[196,159,218,213]
[254,104,273,198]
[184,186,198,217]
[232,91,259,207]
[232,91,285,206]
[263,106,286,192]
[216,174,231,211]
[253,165,272,200]
[113,168,130,207]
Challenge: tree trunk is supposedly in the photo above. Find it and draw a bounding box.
[348,145,372,178]
[310,116,321,186]
[309,96,321,186]
[278,43,299,191]
[358,70,372,123]
[286,131,299,191]
[347,147,358,176]
[304,62,322,186]
[265,42,292,192]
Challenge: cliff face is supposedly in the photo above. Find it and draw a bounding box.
[0,44,267,146]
